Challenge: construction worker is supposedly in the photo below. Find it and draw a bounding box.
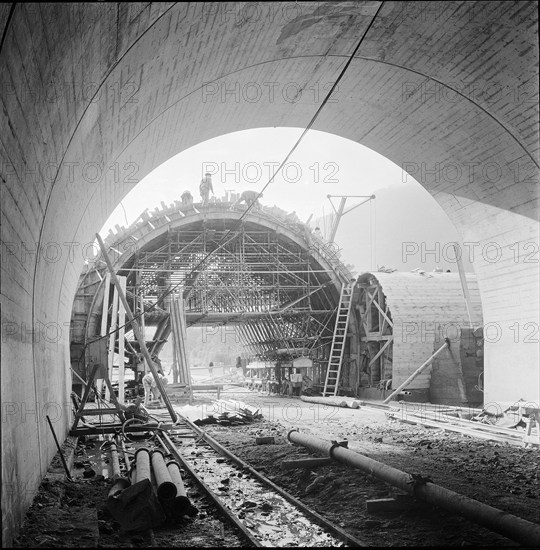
[181,190,193,207]
[199,173,214,206]
[142,372,168,406]
[234,190,262,209]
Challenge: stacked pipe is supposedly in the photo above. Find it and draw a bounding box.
[107,439,130,497]
[150,449,195,520]
[166,460,192,516]
[134,448,152,484]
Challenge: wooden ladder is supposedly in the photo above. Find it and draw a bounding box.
[323,281,355,397]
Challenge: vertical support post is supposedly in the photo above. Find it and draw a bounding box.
[98,273,111,396]
[96,234,178,423]
[328,197,346,242]
[117,275,126,403]
[105,284,119,402]
[100,273,112,336]
[139,293,147,374]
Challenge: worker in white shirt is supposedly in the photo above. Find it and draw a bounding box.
[142,372,168,405]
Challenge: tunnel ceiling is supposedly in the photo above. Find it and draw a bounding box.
[1,3,539,544]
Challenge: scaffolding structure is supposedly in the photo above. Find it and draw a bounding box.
[71,204,353,387]
[119,221,340,359]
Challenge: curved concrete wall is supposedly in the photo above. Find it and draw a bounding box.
[1,2,538,543]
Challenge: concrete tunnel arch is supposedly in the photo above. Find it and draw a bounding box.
[1,2,538,544]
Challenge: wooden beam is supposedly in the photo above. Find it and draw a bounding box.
[373,297,393,329]
[139,293,147,374]
[98,273,111,397]
[361,334,392,342]
[100,273,111,336]
[117,275,126,403]
[105,284,119,402]
[368,336,393,368]
[383,339,450,404]
[96,234,178,423]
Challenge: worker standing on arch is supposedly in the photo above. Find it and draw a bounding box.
[200,172,214,206]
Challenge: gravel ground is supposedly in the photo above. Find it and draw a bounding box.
[13,389,540,547]
[193,389,539,547]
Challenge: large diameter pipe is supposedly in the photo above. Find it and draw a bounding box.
[109,439,121,479]
[134,448,151,484]
[166,460,191,515]
[151,450,177,501]
[287,429,540,547]
[300,395,358,409]
[383,338,450,404]
[119,438,131,471]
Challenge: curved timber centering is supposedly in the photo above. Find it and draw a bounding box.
[70,202,355,383]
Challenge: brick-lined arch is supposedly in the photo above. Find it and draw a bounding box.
[1,2,538,543]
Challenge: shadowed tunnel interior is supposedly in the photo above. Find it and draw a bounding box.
[1,2,538,544]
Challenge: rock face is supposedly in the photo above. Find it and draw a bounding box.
[1,2,538,544]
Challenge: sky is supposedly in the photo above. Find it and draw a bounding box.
[100,127,466,273]
[101,127,407,228]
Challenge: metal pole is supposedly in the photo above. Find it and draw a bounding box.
[45,415,72,480]
[328,197,346,242]
[287,429,540,547]
[96,234,178,423]
[117,276,126,402]
[382,338,450,404]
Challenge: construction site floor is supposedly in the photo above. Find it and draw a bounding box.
[14,389,539,547]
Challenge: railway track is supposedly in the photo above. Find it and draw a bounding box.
[149,416,366,547]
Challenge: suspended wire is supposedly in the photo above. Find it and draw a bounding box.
[87,1,385,348]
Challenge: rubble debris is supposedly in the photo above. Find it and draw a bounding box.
[194,399,263,426]
[106,478,166,532]
[255,436,275,445]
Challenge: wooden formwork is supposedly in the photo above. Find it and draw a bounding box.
[355,271,483,404]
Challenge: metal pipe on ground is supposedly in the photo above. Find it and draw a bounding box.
[151,450,177,501]
[134,448,152,484]
[107,438,131,496]
[158,432,262,547]
[119,437,131,471]
[166,460,191,515]
[109,438,121,478]
[287,429,540,547]
[300,395,358,408]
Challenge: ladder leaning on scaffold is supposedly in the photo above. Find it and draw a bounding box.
[322,280,355,397]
